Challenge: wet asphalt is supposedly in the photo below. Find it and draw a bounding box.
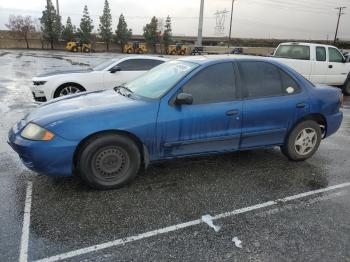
[0,49,349,262]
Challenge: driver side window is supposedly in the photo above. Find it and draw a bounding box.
[181,63,237,105]
[329,48,344,63]
[117,59,164,71]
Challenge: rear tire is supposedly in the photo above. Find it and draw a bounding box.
[77,134,140,190]
[343,78,350,96]
[281,120,321,161]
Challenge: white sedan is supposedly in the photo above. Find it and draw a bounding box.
[31,56,169,102]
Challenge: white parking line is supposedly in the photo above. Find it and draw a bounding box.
[19,181,33,262]
[34,182,350,262]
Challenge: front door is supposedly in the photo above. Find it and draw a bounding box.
[326,47,349,85]
[157,62,242,158]
[238,61,309,148]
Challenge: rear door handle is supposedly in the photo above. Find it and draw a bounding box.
[296,103,306,108]
[226,109,240,116]
[329,65,333,69]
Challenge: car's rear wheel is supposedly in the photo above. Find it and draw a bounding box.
[343,77,350,96]
[77,134,141,189]
[54,83,85,98]
[281,120,321,161]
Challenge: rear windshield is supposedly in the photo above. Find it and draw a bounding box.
[274,45,310,60]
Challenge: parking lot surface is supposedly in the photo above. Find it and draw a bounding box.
[0,49,349,262]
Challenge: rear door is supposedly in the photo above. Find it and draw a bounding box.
[156,62,242,158]
[103,59,164,88]
[326,47,348,85]
[310,46,327,84]
[238,61,309,149]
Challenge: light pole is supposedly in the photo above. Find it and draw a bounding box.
[228,0,235,48]
[197,0,204,47]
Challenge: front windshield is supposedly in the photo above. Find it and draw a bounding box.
[124,60,198,99]
[93,59,119,71]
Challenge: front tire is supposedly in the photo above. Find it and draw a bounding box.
[54,83,85,98]
[77,134,141,189]
[281,120,321,161]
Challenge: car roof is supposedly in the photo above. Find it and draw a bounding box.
[178,54,275,65]
[277,42,337,49]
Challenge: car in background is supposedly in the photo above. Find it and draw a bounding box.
[272,42,350,95]
[9,56,343,189]
[30,56,169,102]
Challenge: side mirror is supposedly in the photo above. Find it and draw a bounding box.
[110,66,121,73]
[175,93,193,105]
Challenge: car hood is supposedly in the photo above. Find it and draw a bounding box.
[24,89,151,128]
[36,69,93,78]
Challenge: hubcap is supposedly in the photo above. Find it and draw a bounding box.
[59,86,81,96]
[294,128,317,156]
[92,147,130,179]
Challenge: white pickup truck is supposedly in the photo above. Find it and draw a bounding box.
[272,42,350,94]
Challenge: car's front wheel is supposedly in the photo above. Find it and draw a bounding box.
[54,83,85,98]
[281,120,322,161]
[77,134,141,189]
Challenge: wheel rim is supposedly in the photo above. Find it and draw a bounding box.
[59,86,81,96]
[92,146,130,180]
[294,128,317,156]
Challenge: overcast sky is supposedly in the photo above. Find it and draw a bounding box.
[0,0,349,40]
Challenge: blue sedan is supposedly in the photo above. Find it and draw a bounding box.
[8,56,343,189]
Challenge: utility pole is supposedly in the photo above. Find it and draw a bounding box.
[197,0,204,47]
[334,6,346,44]
[228,0,235,48]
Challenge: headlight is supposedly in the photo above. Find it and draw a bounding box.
[33,81,47,86]
[21,123,55,141]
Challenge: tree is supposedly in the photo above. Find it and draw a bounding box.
[143,16,159,53]
[162,16,172,51]
[115,14,132,52]
[78,5,94,44]
[40,0,61,49]
[99,0,112,51]
[6,15,36,49]
[61,16,76,42]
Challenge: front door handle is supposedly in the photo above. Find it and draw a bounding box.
[329,65,333,69]
[226,109,240,116]
[296,103,306,108]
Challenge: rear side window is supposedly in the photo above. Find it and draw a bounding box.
[239,61,283,98]
[316,47,326,61]
[182,62,236,104]
[280,70,301,94]
[274,45,310,60]
[118,59,164,71]
[328,48,344,63]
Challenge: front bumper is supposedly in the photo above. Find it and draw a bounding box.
[30,85,47,102]
[8,122,77,177]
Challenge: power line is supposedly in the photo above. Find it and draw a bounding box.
[334,6,346,43]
